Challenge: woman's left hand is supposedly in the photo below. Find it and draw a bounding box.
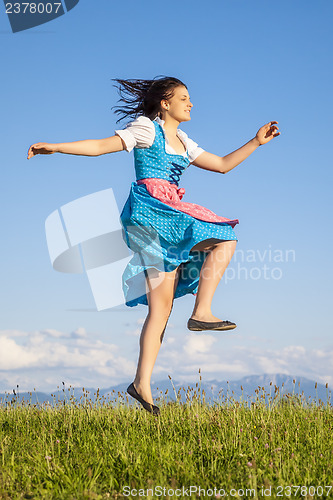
[255,121,280,146]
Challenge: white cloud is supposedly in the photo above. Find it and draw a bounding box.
[0,337,42,370]
[0,328,135,391]
[155,337,333,385]
[0,327,332,393]
[184,334,216,356]
[70,327,88,339]
[41,329,69,338]
[282,345,306,358]
[124,327,141,337]
[0,329,31,338]
[164,336,176,345]
[255,355,289,374]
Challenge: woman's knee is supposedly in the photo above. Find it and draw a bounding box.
[147,296,174,319]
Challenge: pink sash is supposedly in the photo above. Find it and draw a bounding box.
[137,178,239,228]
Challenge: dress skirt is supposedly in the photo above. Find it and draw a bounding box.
[120,179,239,307]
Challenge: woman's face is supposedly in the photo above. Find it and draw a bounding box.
[161,85,193,123]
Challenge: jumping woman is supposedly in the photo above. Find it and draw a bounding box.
[27,76,280,415]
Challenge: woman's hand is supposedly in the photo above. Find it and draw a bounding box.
[27,142,56,159]
[255,121,280,146]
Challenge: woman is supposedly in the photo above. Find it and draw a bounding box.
[27,76,280,415]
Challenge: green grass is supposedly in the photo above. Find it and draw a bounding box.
[0,383,332,499]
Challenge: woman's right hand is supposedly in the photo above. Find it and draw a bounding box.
[27,142,56,159]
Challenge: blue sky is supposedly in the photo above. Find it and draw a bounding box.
[1,0,332,392]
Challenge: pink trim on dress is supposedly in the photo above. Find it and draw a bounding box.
[137,178,239,228]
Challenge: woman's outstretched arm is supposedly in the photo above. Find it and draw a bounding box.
[192,121,280,174]
[27,135,125,159]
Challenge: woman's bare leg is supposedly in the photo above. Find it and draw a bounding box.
[133,266,180,405]
[190,239,237,322]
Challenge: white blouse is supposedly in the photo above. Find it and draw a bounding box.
[115,116,205,163]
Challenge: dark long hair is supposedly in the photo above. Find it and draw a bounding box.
[112,76,187,123]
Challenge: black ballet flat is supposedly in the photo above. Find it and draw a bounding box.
[187,318,237,331]
[126,382,160,416]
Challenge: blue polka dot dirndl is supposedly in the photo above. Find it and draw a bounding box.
[120,120,239,307]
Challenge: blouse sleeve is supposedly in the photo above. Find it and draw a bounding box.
[115,115,155,152]
[177,129,205,163]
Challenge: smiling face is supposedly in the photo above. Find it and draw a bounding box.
[160,85,193,123]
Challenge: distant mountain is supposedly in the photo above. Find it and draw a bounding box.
[0,374,331,407]
[100,374,331,405]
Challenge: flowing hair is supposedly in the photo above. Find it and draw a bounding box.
[112,76,187,123]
